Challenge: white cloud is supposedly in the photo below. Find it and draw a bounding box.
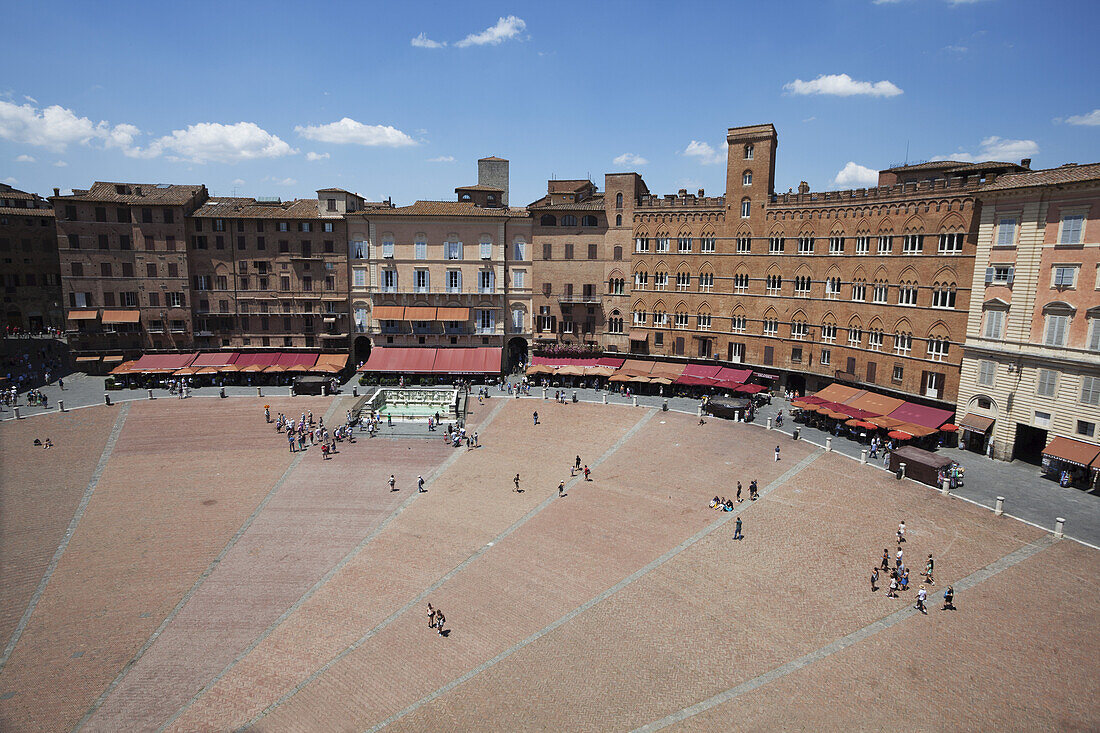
[232,178,246,186]
[0,100,142,153]
[149,122,296,163]
[802,116,816,123]
[783,73,903,98]
[455,16,526,48]
[305,151,330,161]
[411,32,446,49]
[947,0,992,5]
[15,154,34,163]
[295,118,416,147]
[612,152,648,167]
[938,135,1039,162]
[3,176,16,185]
[270,177,297,186]
[427,155,455,163]
[23,95,37,104]
[683,140,726,165]
[833,161,879,187]
[53,160,67,167]
[944,45,968,53]
[1066,109,1100,126]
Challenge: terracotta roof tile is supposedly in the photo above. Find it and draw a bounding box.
[981,162,1100,191]
[547,180,592,194]
[455,184,505,191]
[530,196,606,211]
[192,198,327,219]
[372,200,517,218]
[54,182,207,205]
[0,185,40,201]
[0,207,54,217]
[478,156,508,162]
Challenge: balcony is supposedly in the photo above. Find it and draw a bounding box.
[557,294,602,305]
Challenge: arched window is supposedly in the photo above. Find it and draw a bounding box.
[581,215,598,227]
[540,214,556,227]
[561,215,578,227]
[613,245,623,261]
[744,143,754,160]
[616,214,622,227]
[616,192,623,208]
[742,170,752,186]
[460,193,472,201]
[741,198,751,218]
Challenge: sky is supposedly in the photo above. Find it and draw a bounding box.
[2,0,1098,206]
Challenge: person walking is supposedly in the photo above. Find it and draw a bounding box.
[583,465,590,482]
[774,445,781,462]
[897,521,906,544]
[915,585,928,614]
[896,548,903,569]
[575,455,581,470]
[871,567,879,592]
[942,586,955,611]
[426,602,435,628]
[736,481,743,503]
[435,609,446,636]
[417,475,426,493]
[288,431,296,453]
[265,406,271,423]
[514,474,522,493]
[924,553,935,585]
[389,474,397,492]
[733,516,743,541]
[881,549,890,571]
[558,480,565,497]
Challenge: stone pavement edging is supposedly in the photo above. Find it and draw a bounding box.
[73,397,347,731]
[631,534,1057,732]
[240,407,661,731]
[154,396,512,733]
[360,447,825,733]
[0,402,131,674]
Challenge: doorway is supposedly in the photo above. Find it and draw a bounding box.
[506,337,528,373]
[1012,423,1047,464]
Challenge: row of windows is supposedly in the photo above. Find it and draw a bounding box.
[541,243,623,261]
[0,216,52,227]
[995,213,1086,247]
[193,274,336,292]
[981,308,1100,352]
[0,272,61,287]
[634,233,963,255]
[977,364,1100,408]
[0,236,54,252]
[69,290,184,308]
[633,237,718,253]
[988,263,1100,291]
[373,268,499,294]
[63,205,176,224]
[355,240,523,261]
[538,214,601,227]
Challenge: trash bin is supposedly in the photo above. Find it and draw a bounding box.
[792,428,800,441]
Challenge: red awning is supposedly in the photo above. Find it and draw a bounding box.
[129,352,199,371]
[191,352,241,367]
[887,403,955,430]
[735,384,768,394]
[675,375,719,386]
[596,357,625,368]
[234,352,282,368]
[682,364,723,379]
[277,352,319,370]
[406,348,438,373]
[477,347,502,373]
[531,356,601,367]
[715,367,752,383]
[1042,437,1100,468]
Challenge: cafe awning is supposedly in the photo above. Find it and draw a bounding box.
[75,355,101,363]
[1042,437,1100,469]
[129,352,199,372]
[404,306,437,321]
[628,331,648,341]
[436,307,470,321]
[102,354,125,363]
[191,352,240,368]
[277,352,319,370]
[372,306,405,320]
[102,310,141,324]
[958,413,995,434]
[67,309,98,321]
[310,354,349,373]
[814,383,866,404]
[888,403,955,430]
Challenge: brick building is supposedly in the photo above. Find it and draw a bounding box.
[630,123,1025,408]
[0,183,61,332]
[51,182,208,355]
[957,163,1100,463]
[186,193,350,352]
[347,157,533,369]
[528,173,648,353]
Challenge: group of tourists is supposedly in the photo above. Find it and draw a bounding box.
[425,603,447,636]
[23,388,48,407]
[870,520,955,614]
[268,407,355,459]
[709,480,758,511]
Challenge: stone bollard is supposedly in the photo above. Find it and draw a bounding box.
[734,411,740,422]
[826,436,833,452]
[58,400,65,412]
[860,449,868,464]
[994,496,1004,516]
[289,387,294,397]
[148,388,155,400]
[602,394,607,405]
[542,388,547,400]
[353,386,358,397]
[1054,517,1065,539]
[766,417,773,430]
[104,393,112,406]
[633,396,638,407]
[13,406,21,419]
[321,385,327,396]
[898,462,906,479]
[941,478,950,495]
[257,387,263,397]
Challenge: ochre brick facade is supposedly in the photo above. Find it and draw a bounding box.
[0,184,61,331]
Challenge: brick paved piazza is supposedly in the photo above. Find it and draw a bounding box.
[0,395,1097,732]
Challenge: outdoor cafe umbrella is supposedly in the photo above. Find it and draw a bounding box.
[887,430,914,440]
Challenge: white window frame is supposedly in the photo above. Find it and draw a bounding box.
[699,273,714,292]
[848,327,862,347]
[996,218,1017,247]
[743,171,752,185]
[698,313,711,331]
[1059,214,1084,245]
[414,240,427,260]
[939,232,964,253]
[414,268,429,293]
[702,237,717,253]
[478,269,495,294]
[381,269,397,293]
[655,237,670,252]
[983,310,1005,340]
[877,235,892,254]
[446,269,462,293]
[382,239,394,258]
[1043,314,1069,347]
[768,237,784,254]
[868,330,884,351]
[978,360,996,386]
[352,268,367,287]
[873,283,889,304]
[734,273,749,294]
[898,284,918,306]
[513,239,526,260]
[731,315,746,333]
[446,240,464,260]
[927,337,949,362]
[480,240,493,260]
[855,236,870,255]
[1052,265,1078,289]
[1081,375,1100,407]
[1037,369,1058,397]
[763,318,778,336]
[791,321,808,340]
[678,237,692,252]
[829,236,844,254]
[798,236,814,254]
[821,323,837,343]
[676,272,690,291]
[635,237,649,252]
[741,199,751,218]
[893,332,912,356]
[902,234,923,254]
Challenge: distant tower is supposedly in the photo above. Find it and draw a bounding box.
[478,156,509,206]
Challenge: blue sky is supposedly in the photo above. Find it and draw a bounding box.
[2,0,1098,205]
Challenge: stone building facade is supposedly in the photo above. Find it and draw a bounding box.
[957,163,1100,461]
[346,157,532,369]
[186,193,350,352]
[51,182,207,355]
[528,173,648,354]
[629,123,1026,408]
[0,183,61,331]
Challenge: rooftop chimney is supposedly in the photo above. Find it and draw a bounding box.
[1021,158,1031,169]
[53,187,60,197]
[798,181,810,195]
[698,189,705,198]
